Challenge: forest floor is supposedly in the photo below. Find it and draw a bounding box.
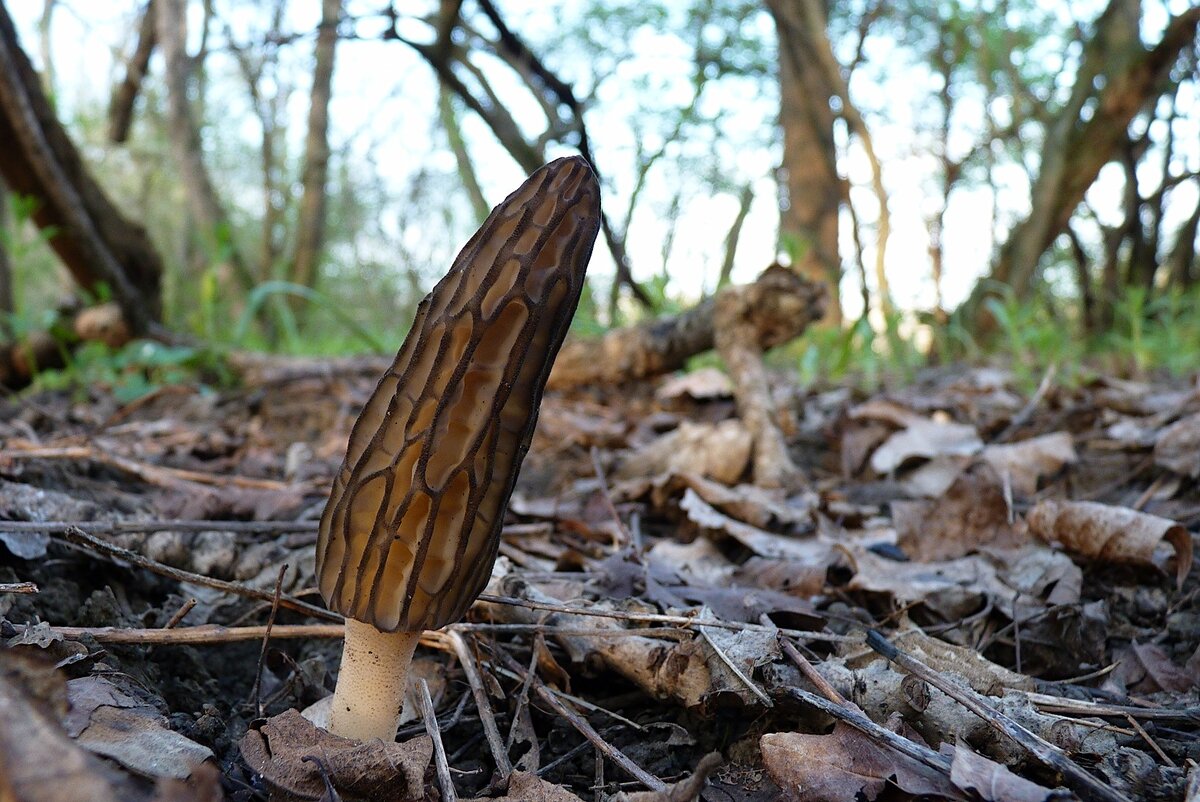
[1,359,1198,801]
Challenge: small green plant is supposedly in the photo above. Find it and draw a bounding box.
[32,339,228,403]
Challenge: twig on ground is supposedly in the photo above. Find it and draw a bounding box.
[1,444,297,491]
[784,686,953,776]
[993,363,1057,443]
[0,582,38,594]
[163,597,197,628]
[248,565,287,716]
[58,525,339,622]
[0,519,318,535]
[497,650,666,792]
[448,629,513,780]
[421,679,459,802]
[477,593,856,642]
[779,636,847,705]
[867,630,1134,802]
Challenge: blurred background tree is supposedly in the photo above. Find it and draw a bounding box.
[0,0,1196,377]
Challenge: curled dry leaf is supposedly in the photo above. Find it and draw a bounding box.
[1113,641,1196,693]
[239,709,431,802]
[65,676,213,781]
[679,488,830,563]
[1026,499,1193,588]
[979,431,1077,497]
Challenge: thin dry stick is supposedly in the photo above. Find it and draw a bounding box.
[420,679,459,802]
[249,565,288,716]
[0,582,38,594]
[699,625,772,706]
[993,362,1057,443]
[477,593,857,642]
[779,636,846,705]
[867,631,1134,802]
[492,665,644,731]
[785,686,953,776]
[447,629,513,779]
[59,525,339,622]
[1023,691,1200,722]
[590,445,635,548]
[497,651,666,792]
[2,445,296,491]
[1125,713,1177,768]
[50,623,345,644]
[163,598,197,629]
[0,520,318,535]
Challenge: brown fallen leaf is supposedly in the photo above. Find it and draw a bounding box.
[869,416,982,474]
[1155,411,1200,478]
[1026,499,1193,588]
[0,651,137,802]
[1113,641,1196,693]
[466,770,585,801]
[239,708,431,802]
[980,432,1077,497]
[945,741,1065,801]
[656,367,734,401]
[761,724,963,801]
[894,463,1029,561]
[617,420,752,485]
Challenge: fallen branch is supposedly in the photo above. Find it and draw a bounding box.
[548,265,825,390]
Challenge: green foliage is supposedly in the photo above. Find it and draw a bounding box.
[31,338,229,404]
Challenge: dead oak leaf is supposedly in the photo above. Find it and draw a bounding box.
[239,709,430,802]
[761,724,964,801]
[979,432,1076,497]
[894,463,1029,562]
[945,741,1066,801]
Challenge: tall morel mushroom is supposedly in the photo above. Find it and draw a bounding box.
[316,156,601,741]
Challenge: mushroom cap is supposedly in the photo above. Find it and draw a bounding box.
[316,156,601,631]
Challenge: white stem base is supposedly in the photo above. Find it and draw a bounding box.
[327,619,421,742]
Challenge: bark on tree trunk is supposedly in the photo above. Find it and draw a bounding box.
[290,0,340,309]
[0,3,162,335]
[767,0,842,324]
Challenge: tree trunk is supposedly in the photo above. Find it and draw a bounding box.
[0,3,162,335]
[985,2,1198,304]
[767,0,841,324]
[291,0,340,310]
[1166,191,1200,289]
[0,177,12,327]
[155,0,254,293]
[108,0,157,144]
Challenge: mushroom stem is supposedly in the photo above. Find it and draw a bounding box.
[327,619,421,741]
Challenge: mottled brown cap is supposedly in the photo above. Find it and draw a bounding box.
[316,156,601,631]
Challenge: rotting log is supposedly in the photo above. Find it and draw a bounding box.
[0,4,162,334]
[547,264,825,390]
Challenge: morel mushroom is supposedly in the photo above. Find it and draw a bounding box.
[315,156,600,741]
